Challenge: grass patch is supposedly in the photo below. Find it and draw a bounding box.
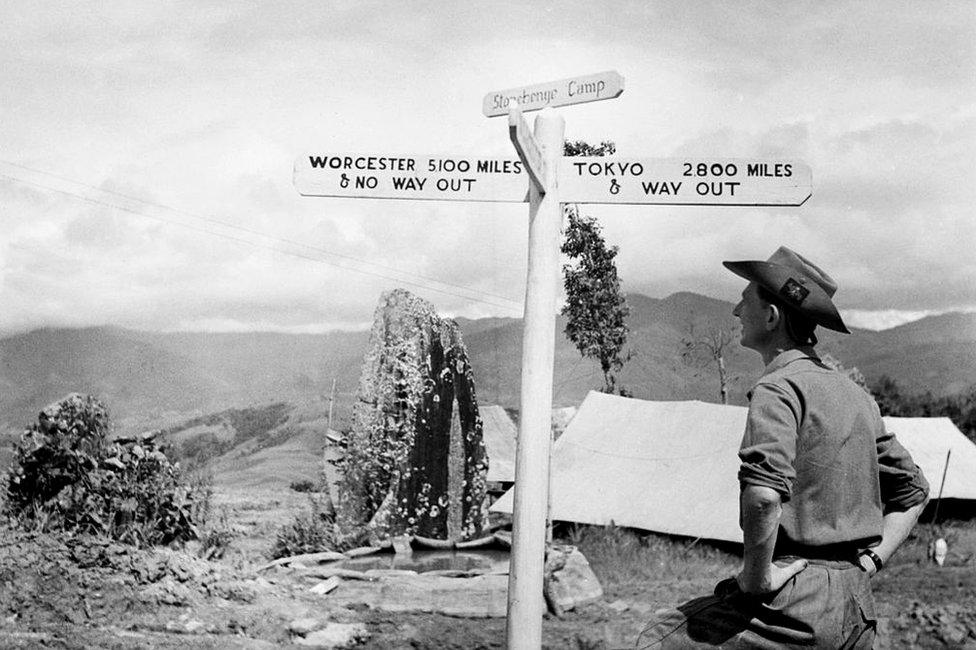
[269,494,339,559]
[556,523,740,602]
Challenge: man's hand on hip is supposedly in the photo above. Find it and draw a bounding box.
[735,558,808,595]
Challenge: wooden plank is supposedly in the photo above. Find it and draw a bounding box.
[558,158,812,206]
[294,153,529,202]
[506,109,564,650]
[508,105,547,193]
[483,70,624,117]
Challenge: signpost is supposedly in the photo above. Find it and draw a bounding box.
[294,70,812,650]
[505,108,562,650]
[509,106,548,193]
[483,70,625,117]
[295,153,529,202]
[559,158,812,206]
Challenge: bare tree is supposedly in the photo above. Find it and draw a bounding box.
[680,316,738,404]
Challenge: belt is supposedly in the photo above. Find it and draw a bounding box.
[773,540,860,563]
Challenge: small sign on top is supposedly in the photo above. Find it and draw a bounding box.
[483,70,624,117]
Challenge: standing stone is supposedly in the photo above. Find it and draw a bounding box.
[338,289,489,542]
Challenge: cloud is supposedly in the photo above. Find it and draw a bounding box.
[0,2,973,336]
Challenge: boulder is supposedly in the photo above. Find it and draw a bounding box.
[368,574,509,618]
[338,289,489,542]
[294,623,369,648]
[544,546,604,616]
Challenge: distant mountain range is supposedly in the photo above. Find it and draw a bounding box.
[1,292,973,438]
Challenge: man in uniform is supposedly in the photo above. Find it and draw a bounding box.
[639,246,929,649]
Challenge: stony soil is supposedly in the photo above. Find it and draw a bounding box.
[2,505,974,649]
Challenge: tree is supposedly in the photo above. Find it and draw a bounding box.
[560,139,630,394]
[870,376,976,444]
[819,352,871,394]
[680,316,738,404]
[564,140,616,157]
[561,207,630,394]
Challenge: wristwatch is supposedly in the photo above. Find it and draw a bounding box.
[858,549,884,573]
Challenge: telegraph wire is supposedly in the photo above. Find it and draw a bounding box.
[0,163,525,314]
[2,159,521,306]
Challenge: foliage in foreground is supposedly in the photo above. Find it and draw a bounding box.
[270,494,339,559]
[3,393,208,547]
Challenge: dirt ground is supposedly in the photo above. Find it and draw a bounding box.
[2,488,974,649]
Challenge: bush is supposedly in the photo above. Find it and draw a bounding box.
[199,509,234,560]
[270,494,340,559]
[289,479,316,493]
[4,393,207,547]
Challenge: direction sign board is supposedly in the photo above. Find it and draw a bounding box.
[294,153,529,202]
[558,158,812,206]
[483,70,624,117]
[508,107,547,193]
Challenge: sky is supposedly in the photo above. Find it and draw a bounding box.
[1,1,974,336]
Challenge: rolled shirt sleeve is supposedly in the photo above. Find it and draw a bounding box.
[738,382,799,501]
[876,416,930,513]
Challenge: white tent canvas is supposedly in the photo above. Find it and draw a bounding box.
[481,404,518,484]
[881,416,976,501]
[491,391,976,543]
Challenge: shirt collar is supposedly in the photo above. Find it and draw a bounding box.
[764,347,820,374]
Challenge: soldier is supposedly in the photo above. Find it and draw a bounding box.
[640,246,929,649]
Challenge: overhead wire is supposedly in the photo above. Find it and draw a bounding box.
[0,160,525,314]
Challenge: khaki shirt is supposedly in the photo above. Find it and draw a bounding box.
[738,349,929,550]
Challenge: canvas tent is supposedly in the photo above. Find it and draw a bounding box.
[491,391,976,543]
[881,416,976,501]
[481,405,518,484]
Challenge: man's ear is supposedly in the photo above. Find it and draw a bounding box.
[765,303,782,332]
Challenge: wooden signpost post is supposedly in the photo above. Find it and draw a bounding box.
[295,69,812,650]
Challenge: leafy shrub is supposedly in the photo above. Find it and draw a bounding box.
[289,479,316,493]
[270,494,341,559]
[199,509,234,560]
[173,432,234,472]
[4,393,207,547]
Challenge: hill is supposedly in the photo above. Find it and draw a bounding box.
[0,293,972,440]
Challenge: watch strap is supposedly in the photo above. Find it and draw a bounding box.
[860,549,883,572]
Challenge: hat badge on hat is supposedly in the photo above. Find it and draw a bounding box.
[722,246,850,334]
[779,278,810,306]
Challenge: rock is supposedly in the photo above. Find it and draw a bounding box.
[630,602,657,617]
[300,568,375,582]
[247,576,275,591]
[214,580,257,602]
[140,578,196,606]
[184,619,205,634]
[338,289,489,542]
[423,569,483,578]
[165,617,205,634]
[294,622,370,648]
[606,599,630,613]
[392,535,413,555]
[310,577,341,594]
[369,574,508,617]
[229,641,279,650]
[364,569,418,578]
[940,622,968,645]
[259,550,348,571]
[289,617,323,636]
[544,546,604,616]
